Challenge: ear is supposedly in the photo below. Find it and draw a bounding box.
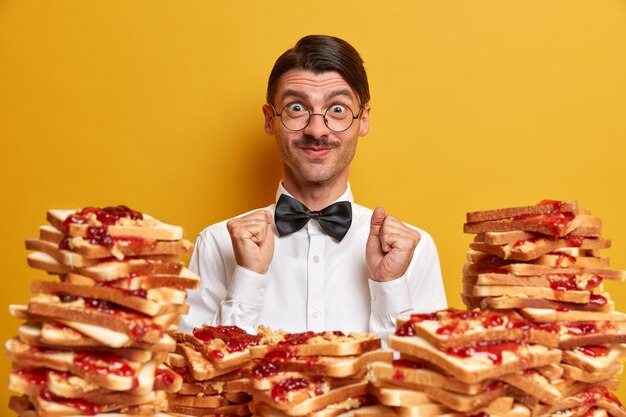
[262,104,275,136]
[358,104,370,137]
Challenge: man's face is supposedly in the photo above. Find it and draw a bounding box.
[263,69,370,186]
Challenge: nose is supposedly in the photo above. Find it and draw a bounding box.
[302,113,330,139]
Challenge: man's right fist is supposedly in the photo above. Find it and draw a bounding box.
[226,209,275,274]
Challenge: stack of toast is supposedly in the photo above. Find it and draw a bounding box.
[459,200,626,415]
[7,205,200,416]
[377,309,562,416]
[248,326,392,417]
[167,325,258,416]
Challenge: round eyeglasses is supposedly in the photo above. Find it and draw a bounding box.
[270,102,364,133]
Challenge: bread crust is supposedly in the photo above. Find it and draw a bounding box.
[31,280,188,317]
[47,209,184,241]
[27,251,184,281]
[7,338,144,391]
[470,237,610,262]
[371,361,492,395]
[251,330,380,358]
[398,309,560,349]
[466,201,579,223]
[388,335,562,384]
[173,333,254,370]
[27,294,177,345]
[478,295,615,313]
[261,350,393,378]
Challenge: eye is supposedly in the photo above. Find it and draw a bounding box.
[286,102,307,113]
[327,104,348,117]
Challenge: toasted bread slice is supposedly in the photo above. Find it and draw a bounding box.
[472,285,590,303]
[465,261,625,281]
[420,382,508,413]
[520,308,626,323]
[48,208,184,240]
[178,377,253,395]
[63,268,200,290]
[255,381,368,416]
[31,280,188,317]
[167,402,251,416]
[466,201,579,223]
[388,335,561,384]
[371,361,492,395]
[9,394,173,417]
[253,349,393,379]
[500,368,561,405]
[562,361,623,384]
[43,363,157,399]
[336,405,397,417]
[252,328,380,358]
[478,294,614,313]
[18,321,175,353]
[26,238,100,268]
[561,344,626,372]
[167,393,227,409]
[254,397,372,417]
[7,338,143,391]
[531,386,625,417]
[252,368,367,392]
[558,322,626,349]
[27,251,183,281]
[28,388,167,416]
[531,254,609,268]
[9,369,70,397]
[253,376,359,410]
[474,272,603,291]
[27,294,178,344]
[367,382,434,407]
[173,326,260,369]
[178,342,246,381]
[38,224,192,260]
[470,237,610,262]
[396,309,560,349]
[476,230,541,245]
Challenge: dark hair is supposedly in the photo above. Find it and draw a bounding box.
[266,35,370,107]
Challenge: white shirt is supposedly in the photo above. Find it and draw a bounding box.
[181,183,447,338]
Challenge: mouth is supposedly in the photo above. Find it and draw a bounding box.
[298,145,335,158]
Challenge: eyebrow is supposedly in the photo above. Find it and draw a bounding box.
[281,89,309,101]
[325,89,356,102]
[280,89,357,103]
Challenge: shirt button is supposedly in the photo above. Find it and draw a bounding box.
[312,310,320,319]
[313,255,320,263]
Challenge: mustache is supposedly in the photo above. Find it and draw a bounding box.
[293,137,340,148]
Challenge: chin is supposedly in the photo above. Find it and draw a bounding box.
[298,169,337,184]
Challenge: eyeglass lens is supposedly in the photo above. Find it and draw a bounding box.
[279,103,356,132]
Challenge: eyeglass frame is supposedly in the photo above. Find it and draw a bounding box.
[269,102,365,133]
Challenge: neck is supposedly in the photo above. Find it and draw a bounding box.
[282,176,349,211]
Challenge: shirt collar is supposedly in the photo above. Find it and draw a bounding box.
[275,182,354,206]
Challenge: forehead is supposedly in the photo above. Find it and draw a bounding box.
[274,69,358,104]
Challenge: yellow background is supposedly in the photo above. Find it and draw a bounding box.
[1,0,625,409]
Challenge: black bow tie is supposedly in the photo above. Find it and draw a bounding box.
[274,194,352,242]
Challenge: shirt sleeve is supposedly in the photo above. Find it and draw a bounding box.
[219,265,272,333]
[179,232,226,333]
[368,230,447,339]
[180,229,272,334]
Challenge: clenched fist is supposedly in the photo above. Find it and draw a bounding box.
[366,207,421,282]
[227,210,274,274]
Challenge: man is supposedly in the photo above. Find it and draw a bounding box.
[181,35,447,337]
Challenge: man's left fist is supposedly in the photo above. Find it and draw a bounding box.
[366,207,421,282]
